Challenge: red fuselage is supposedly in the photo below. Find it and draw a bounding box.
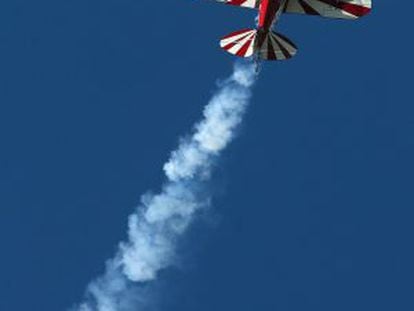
[255,0,285,49]
[257,0,284,31]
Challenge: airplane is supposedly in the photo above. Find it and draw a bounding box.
[212,0,372,61]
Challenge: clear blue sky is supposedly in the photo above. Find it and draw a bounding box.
[1,1,413,310]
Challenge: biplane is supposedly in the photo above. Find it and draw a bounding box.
[214,0,372,61]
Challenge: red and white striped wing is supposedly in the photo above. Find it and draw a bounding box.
[283,0,372,19]
[220,29,257,58]
[214,0,260,9]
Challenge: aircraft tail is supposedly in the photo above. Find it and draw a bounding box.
[220,29,297,61]
[256,31,297,60]
[220,29,257,58]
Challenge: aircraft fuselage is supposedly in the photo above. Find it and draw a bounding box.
[256,0,285,48]
[218,0,372,61]
[257,0,285,31]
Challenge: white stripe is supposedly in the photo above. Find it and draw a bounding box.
[220,30,255,48]
[227,33,255,56]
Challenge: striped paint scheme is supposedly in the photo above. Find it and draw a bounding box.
[216,0,259,9]
[283,0,372,19]
[214,0,371,19]
[257,32,297,60]
[220,29,257,58]
[220,29,297,60]
[215,0,371,60]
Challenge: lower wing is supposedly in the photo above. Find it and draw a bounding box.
[283,0,372,19]
[212,0,260,9]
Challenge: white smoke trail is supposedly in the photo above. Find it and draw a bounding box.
[73,61,256,311]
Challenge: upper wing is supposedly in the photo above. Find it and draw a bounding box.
[214,0,261,9]
[283,0,372,19]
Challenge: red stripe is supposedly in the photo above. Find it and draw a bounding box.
[340,3,371,17]
[221,29,252,40]
[317,0,371,17]
[227,0,249,5]
[235,36,254,57]
[222,32,253,51]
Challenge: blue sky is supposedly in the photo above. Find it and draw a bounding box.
[1,1,413,310]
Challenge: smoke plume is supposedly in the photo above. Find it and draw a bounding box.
[73,61,256,311]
